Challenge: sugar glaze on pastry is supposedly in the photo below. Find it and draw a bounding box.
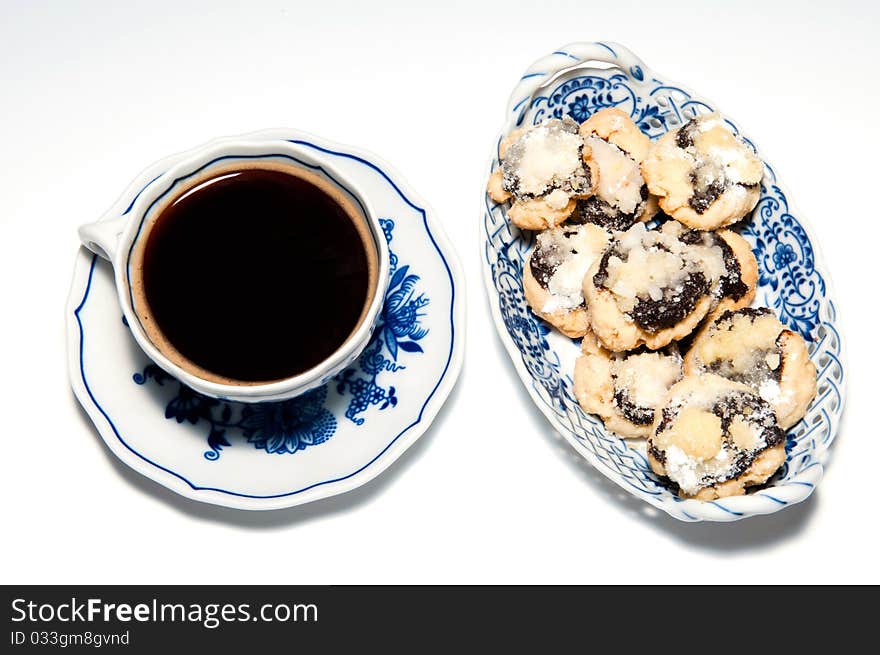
[584,221,751,351]
[641,112,763,230]
[648,374,786,499]
[570,108,658,231]
[486,117,596,229]
[574,333,682,438]
[684,307,817,429]
[522,223,610,337]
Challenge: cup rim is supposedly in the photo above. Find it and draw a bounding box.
[110,138,391,402]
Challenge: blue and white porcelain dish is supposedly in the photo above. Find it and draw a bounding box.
[481,42,846,522]
[67,129,464,510]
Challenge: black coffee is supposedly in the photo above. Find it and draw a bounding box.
[141,167,372,382]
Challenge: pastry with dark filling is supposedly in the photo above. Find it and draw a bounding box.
[684,307,817,429]
[707,229,757,312]
[570,108,659,231]
[574,332,682,438]
[583,220,751,351]
[641,113,763,230]
[647,374,787,499]
[486,117,597,230]
[522,223,610,337]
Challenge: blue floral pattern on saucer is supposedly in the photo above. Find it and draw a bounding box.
[483,42,845,522]
[67,130,463,510]
[133,219,429,460]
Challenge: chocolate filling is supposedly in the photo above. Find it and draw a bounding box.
[688,176,725,214]
[677,229,704,246]
[688,180,759,217]
[570,185,649,232]
[655,406,677,437]
[717,307,771,323]
[629,272,709,333]
[592,248,614,288]
[651,210,675,225]
[529,248,557,289]
[676,119,697,149]
[648,442,667,465]
[593,234,711,333]
[714,235,747,300]
[613,388,655,425]
[712,391,785,450]
[679,229,746,301]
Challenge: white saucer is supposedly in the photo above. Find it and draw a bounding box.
[67,129,465,510]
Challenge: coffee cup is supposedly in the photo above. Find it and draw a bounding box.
[78,138,390,403]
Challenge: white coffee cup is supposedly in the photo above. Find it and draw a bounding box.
[78,138,390,403]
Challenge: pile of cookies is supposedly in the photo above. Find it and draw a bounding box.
[488,109,817,500]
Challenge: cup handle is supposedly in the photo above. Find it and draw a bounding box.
[78,215,128,261]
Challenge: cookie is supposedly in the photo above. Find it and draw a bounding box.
[507,194,578,231]
[522,223,610,337]
[574,333,682,438]
[570,108,659,231]
[647,374,787,499]
[580,107,652,163]
[583,221,742,351]
[642,113,763,230]
[487,117,597,229]
[498,127,527,160]
[485,127,529,204]
[683,307,817,429]
[486,168,510,204]
[711,229,758,313]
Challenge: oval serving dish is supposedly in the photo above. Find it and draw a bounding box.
[480,42,845,522]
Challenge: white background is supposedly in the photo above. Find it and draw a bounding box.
[1,0,875,584]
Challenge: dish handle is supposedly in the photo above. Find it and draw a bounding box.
[505,41,653,128]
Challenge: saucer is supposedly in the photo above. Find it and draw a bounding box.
[67,129,464,510]
[481,42,846,522]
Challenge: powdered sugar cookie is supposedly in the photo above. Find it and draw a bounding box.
[642,113,763,230]
[507,194,578,231]
[684,307,817,429]
[711,229,757,313]
[574,333,682,438]
[523,223,609,337]
[583,221,739,351]
[647,374,786,499]
[485,127,531,204]
[486,169,510,204]
[487,117,597,229]
[580,107,652,163]
[570,108,658,231]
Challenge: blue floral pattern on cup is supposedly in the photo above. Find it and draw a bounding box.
[134,218,429,460]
